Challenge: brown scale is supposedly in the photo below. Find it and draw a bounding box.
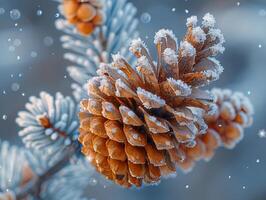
[63,0,104,35]
[78,15,231,187]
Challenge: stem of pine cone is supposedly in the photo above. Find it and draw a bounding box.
[15,143,79,200]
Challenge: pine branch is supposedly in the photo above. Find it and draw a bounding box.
[15,143,78,200]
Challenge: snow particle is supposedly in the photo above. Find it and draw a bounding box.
[258,129,266,138]
[172,8,176,12]
[237,2,240,6]
[242,186,246,190]
[10,9,21,20]
[36,9,43,16]
[256,159,260,163]
[228,175,231,179]
[258,44,262,48]
[140,12,151,24]
[185,185,189,189]
[185,9,189,14]
[2,115,7,120]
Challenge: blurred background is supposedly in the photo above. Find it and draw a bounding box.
[0,0,266,199]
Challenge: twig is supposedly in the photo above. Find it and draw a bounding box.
[15,143,78,200]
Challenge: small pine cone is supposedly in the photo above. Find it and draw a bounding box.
[62,0,104,35]
[79,14,225,187]
[205,88,254,149]
[176,88,254,172]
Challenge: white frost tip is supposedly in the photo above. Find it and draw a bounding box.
[186,16,198,27]
[202,13,216,28]
[163,48,178,65]
[154,29,177,44]
[180,41,196,57]
[112,53,125,66]
[137,87,166,109]
[137,56,150,68]
[192,27,206,42]
[129,38,148,54]
[167,78,192,96]
[208,28,225,44]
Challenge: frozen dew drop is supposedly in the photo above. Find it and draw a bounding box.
[11,82,20,91]
[43,36,54,47]
[55,13,60,18]
[185,9,189,14]
[2,115,7,120]
[140,12,151,24]
[10,9,21,20]
[36,9,43,16]
[0,8,5,15]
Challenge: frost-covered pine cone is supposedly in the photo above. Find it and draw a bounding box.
[177,89,254,172]
[16,92,79,153]
[62,0,104,35]
[205,88,254,149]
[79,14,225,187]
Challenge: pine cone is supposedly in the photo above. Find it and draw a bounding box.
[63,0,104,35]
[205,88,254,149]
[79,13,225,187]
[177,88,254,172]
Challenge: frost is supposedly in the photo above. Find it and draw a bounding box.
[137,87,165,109]
[167,78,192,96]
[208,28,225,44]
[112,53,125,67]
[163,48,178,65]
[180,41,196,57]
[209,58,224,75]
[137,56,150,68]
[129,38,149,54]
[154,29,177,44]
[192,27,206,42]
[202,13,216,28]
[211,44,225,54]
[186,16,198,27]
